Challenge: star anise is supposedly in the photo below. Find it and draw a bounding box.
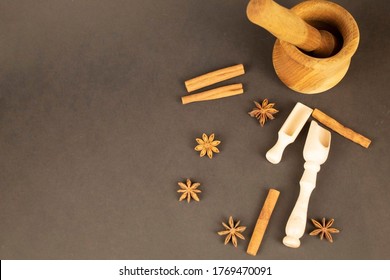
[309,218,340,243]
[194,133,221,159]
[177,179,201,203]
[217,216,246,247]
[248,99,278,127]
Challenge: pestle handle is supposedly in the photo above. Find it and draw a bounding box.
[247,0,336,57]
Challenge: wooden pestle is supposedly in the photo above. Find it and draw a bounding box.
[247,0,337,57]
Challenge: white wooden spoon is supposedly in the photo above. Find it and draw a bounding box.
[266,102,313,164]
[283,121,331,248]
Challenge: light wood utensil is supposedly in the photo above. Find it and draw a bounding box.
[247,0,359,94]
[283,121,331,248]
[266,102,313,164]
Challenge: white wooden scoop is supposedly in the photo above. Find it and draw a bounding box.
[266,102,313,164]
[283,121,331,248]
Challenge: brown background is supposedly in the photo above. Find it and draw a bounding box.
[0,0,389,259]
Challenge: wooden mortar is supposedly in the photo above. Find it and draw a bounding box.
[247,0,360,94]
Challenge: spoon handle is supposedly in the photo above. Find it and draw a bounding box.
[283,168,318,248]
[266,133,292,164]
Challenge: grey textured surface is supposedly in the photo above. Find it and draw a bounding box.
[0,0,389,259]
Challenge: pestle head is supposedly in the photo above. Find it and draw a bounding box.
[312,30,338,58]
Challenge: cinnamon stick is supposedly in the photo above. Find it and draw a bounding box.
[247,189,280,256]
[181,83,243,105]
[312,108,371,148]
[184,64,245,92]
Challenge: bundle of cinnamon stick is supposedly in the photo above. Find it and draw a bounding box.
[182,64,245,104]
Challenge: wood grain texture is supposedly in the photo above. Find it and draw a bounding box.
[248,0,360,94]
[312,109,371,148]
[246,0,336,57]
[247,189,280,256]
